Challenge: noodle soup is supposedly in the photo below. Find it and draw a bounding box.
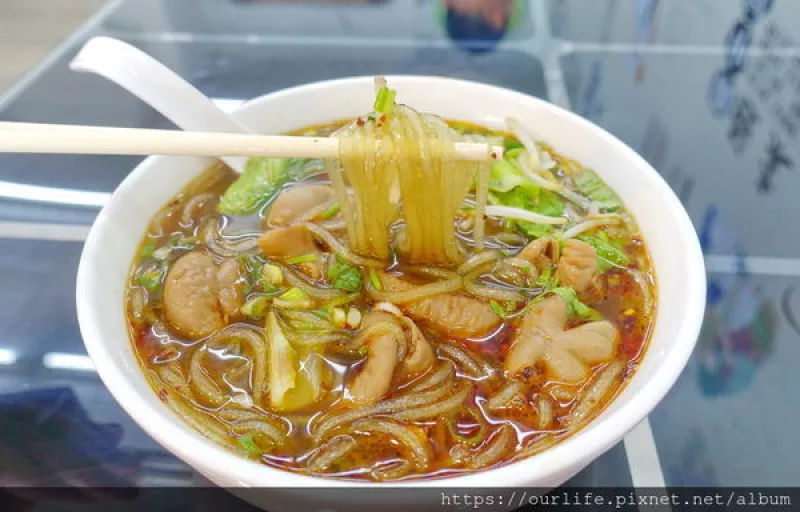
[126,82,655,482]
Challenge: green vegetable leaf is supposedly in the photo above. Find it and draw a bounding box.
[551,287,604,321]
[217,157,290,215]
[488,172,564,241]
[578,233,630,273]
[504,147,525,162]
[266,310,298,409]
[531,190,564,217]
[489,158,539,196]
[496,187,537,209]
[374,86,397,114]
[489,160,525,193]
[517,221,552,239]
[327,257,363,292]
[286,158,325,181]
[504,138,524,152]
[574,169,623,212]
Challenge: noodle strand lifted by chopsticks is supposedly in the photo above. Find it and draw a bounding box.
[330,102,488,266]
[328,114,399,260]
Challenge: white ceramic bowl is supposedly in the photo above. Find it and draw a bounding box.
[76,76,705,506]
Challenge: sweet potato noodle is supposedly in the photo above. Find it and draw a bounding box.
[126,78,656,481]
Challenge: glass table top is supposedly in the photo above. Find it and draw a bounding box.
[0,0,798,508]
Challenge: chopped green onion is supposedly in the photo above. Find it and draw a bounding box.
[139,240,157,259]
[323,293,360,313]
[535,266,558,289]
[273,288,314,309]
[446,407,487,446]
[311,309,331,321]
[261,263,284,288]
[331,307,347,329]
[169,233,196,250]
[237,432,262,456]
[373,86,397,114]
[241,295,270,318]
[286,253,320,265]
[319,202,341,220]
[239,255,264,283]
[279,288,310,302]
[137,263,167,293]
[368,268,382,291]
[240,255,272,294]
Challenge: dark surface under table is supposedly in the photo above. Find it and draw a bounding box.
[0,0,798,508]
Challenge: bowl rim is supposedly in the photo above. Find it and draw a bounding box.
[76,74,706,489]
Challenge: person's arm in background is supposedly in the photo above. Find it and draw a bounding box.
[441,0,522,54]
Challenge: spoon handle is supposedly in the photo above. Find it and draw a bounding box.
[70,37,249,172]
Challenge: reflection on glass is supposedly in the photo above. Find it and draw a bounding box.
[0,181,110,208]
[0,348,17,366]
[0,388,141,498]
[43,352,96,372]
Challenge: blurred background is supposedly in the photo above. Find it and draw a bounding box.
[0,1,105,93]
[0,0,798,509]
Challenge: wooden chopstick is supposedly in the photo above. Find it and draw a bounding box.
[0,122,503,161]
